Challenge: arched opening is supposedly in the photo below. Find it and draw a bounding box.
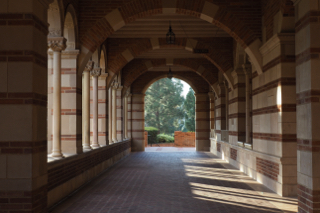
[144,77,196,149]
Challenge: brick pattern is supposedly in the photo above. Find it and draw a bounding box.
[230,148,237,161]
[0,140,46,154]
[48,141,131,191]
[253,133,296,142]
[297,89,320,105]
[217,142,221,152]
[297,139,320,153]
[252,77,296,96]
[174,131,195,147]
[256,157,279,181]
[0,92,47,106]
[296,11,320,33]
[252,104,296,115]
[0,186,47,213]
[298,184,320,213]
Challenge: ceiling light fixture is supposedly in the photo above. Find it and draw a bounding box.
[166,21,175,44]
[167,67,173,79]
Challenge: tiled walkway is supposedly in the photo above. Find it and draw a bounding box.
[51,148,297,213]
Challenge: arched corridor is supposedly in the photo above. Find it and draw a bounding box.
[0,0,319,212]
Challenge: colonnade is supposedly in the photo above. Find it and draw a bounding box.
[48,39,132,158]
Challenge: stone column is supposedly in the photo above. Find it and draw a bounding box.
[195,93,210,151]
[127,94,132,139]
[90,67,101,148]
[116,86,123,142]
[243,64,252,148]
[124,95,128,139]
[208,92,215,130]
[48,37,66,158]
[224,81,229,131]
[229,69,246,146]
[0,1,49,211]
[82,61,94,150]
[112,84,118,142]
[294,0,320,211]
[108,87,113,144]
[98,72,108,146]
[131,94,145,151]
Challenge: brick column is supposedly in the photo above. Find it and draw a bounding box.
[116,86,123,142]
[208,92,215,130]
[131,94,145,151]
[127,94,132,139]
[82,61,93,151]
[229,69,246,146]
[90,67,101,148]
[295,0,320,212]
[98,73,108,146]
[195,93,210,151]
[0,0,49,211]
[48,37,66,158]
[60,50,82,154]
[215,83,226,141]
[243,64,252,147]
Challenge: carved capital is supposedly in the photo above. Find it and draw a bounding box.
[84,60,94,72]
[111,80,119,89]
[48,37,66,52]
[90,67,101,77]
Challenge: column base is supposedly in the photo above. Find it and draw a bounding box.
[91,144,100,149]
[83,145,92,151]
[50,152,64,159]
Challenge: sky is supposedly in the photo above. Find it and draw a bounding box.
[177,79,191,98]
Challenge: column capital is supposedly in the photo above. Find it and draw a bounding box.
[231,68,244,78]
[208,91,215,99]
[90,67,101,77]
[84,60,94,73]
[48,37,66,52]
[242,64,252,76]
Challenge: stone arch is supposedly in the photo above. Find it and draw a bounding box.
[121,59,215,95]
[63,4,78,50]
[48,0,64,37]
[140,74,200,95]
[78,0,263,75]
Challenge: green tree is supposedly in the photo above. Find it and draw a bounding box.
[184,87,195,132]
[145,78,185,135]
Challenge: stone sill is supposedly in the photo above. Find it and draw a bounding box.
[47,139,131,165]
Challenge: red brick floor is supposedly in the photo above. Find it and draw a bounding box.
[50,149,297,213]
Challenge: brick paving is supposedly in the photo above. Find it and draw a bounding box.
[51,149,297,213]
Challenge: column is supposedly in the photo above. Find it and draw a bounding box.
[0,1,49,211]
[82,60,94,150]
[116,86,123,141]
[98,72,108,146]
[127,94,132,139]
[243,64,252,148]
[112,83,118,142]
[195,93,210,151]
[295,0,320,211]
[229,69,246,146]
[124,95,128,139]
[224,81,229,130]
[215,83,227,142]
[48,37,66,158]
[108,87,113,144]
[131,94,145,151]
[208,92,215,130]
[90,66,101,148]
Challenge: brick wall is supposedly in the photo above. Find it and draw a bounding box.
[174,131,195,147]
[256,157,279,181]
[230,148,237,161]
[48,140,131,207]
[144,131,148,147]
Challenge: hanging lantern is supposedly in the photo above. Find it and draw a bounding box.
[167,67,173,79]
[166,21,175,44]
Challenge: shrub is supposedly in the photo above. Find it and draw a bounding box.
[145,127,159,144]
[157,134,174,143]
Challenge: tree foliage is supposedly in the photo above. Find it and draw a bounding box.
[145,78,185,135]
[184,87,195,132]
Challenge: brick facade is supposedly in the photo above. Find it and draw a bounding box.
[230,148,237,161]
[256,157,279,181]
[174,131,195,147]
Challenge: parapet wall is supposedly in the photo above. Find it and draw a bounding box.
[47,140,131,208]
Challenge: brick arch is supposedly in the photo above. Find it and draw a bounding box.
[120,58,217,95]
[130,71,210,95]
[78,0,263,75]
